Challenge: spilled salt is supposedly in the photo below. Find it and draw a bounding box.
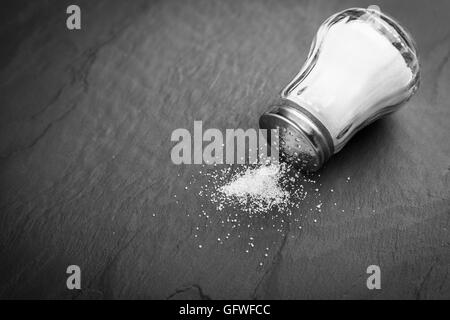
[194,162,325,220]
[183,161,330,254]
[218,165,289,210]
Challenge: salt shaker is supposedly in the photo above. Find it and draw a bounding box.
[259,6,420,171]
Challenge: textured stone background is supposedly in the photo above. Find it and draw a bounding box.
[0,0,449,299]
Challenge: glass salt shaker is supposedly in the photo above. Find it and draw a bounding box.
[259,6,420,171]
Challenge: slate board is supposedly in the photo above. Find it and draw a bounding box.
[0,0,449,299]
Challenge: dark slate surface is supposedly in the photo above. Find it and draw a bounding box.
[0,0,449,299]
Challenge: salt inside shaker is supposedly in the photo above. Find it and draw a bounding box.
[259,6,420,171]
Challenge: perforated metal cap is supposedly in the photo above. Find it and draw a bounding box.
[259,99,334,172]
